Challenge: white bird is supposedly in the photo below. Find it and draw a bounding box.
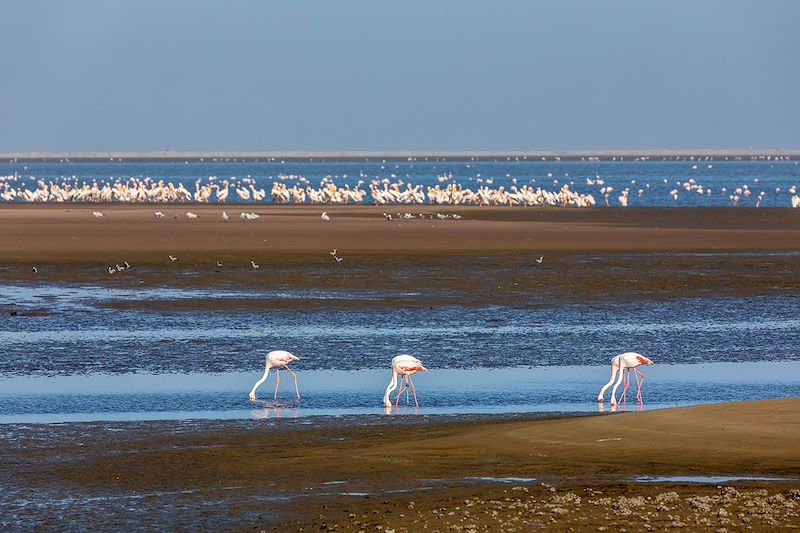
[597,352,655,406]
[250,260,260,270]
[216,260,223,268]
[329,249,337,256]
[383,212,393,221]
[92,211,104,218]
[536,256,544,264]
[32,266,38,273]
[123,261,131,270]
[186,212,198,219]
[222,211,230,221]
[383,355,428,408]
[169,255,179,262]
[107,266,115,274]
[321,212,330,221]
[249,350,301,401]
[154,211,165,219]
[333,255,343,263]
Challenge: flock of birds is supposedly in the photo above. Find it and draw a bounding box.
[3,170,798,207]
[249,350,654,410]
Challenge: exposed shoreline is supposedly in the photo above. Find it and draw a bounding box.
[3,399,799,530]
[3,205,800,529]
[2,205,800,264]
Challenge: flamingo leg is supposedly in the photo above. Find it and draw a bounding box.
[408,375,419,407]
[620,369,630,404]
[634,368,645,403]
[274,368,280,400]
[286,366,301,400]
[395,376,408,406]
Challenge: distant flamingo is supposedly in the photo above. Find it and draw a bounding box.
[383,354,427,408]
[249,350,301,401]
[597,352,654,406]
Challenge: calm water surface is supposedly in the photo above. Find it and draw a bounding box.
[1,264,799,423]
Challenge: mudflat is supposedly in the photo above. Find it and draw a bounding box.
[2,205,800,263]
[3,399,799,530]
[3,205,800,530]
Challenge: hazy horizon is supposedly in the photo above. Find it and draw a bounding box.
[2,1,798,152]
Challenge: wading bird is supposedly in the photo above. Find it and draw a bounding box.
[249,350,301,401]
[383,354,428,408]
[597,352,654,406]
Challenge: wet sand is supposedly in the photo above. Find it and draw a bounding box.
[3,399,799,530]
[3,205,800,529]
[2,205,800,263]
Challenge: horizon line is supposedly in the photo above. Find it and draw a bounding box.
[2,148,799,162]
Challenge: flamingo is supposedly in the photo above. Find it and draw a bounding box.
[383,354,427,408]
[249,350,301,401]
[597,352,654,406]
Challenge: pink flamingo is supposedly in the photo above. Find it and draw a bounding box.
[597,352,654,406]
[383,355,427,408]
[249,350,300,401]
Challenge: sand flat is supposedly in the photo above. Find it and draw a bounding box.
[3,399,799,530]
[2,205,800,262]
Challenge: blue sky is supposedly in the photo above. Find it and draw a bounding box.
[1,1,798,151]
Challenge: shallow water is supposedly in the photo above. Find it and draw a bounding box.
[2,253,800,423]
[2,362,799,424]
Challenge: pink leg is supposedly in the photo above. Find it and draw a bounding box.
[395,377,407,406]
[620,370,630,404]
[408,375,419,407]
[634,368,646,403]
[274,368,280,400]
[286,367,300,400]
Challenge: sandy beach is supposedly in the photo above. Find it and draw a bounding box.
[2,205,800,530]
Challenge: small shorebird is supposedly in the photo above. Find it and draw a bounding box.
[222,211,230,221]
[169,255,179,262]
[321,212,330,221]
[92,211,104,218]
[186,212,198,219]
[383,355,427,408]
[250,260,260,270]
[329,249,337,256]
[383,212,392,221]
[249,350,301,401]
[333,255,343,263]
[216,260,223,268]
[123,261,131,270]
[32,266,38,274]
[154,211,165,218]
[536,256,544,264]
[107,266,115,274]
